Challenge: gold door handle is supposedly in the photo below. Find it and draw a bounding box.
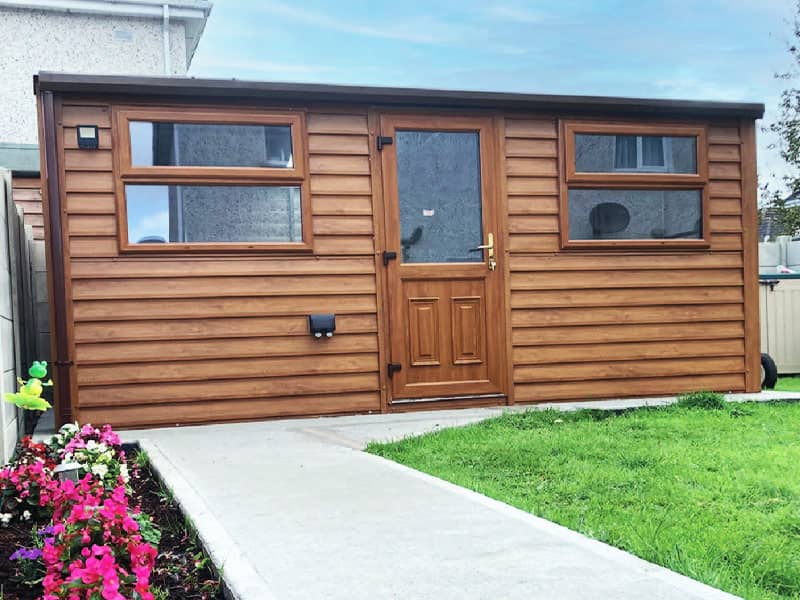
[473,233,496,271]
[473,233,494,254]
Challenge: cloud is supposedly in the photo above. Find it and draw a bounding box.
[194,57,338,78]
[254,1,474,45]
[488,44,532,56]
[485,5,546,24]
[650,77,752,101]
[129,210,169,245]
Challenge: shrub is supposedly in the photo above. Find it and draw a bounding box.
[42,477,157,600]
[676,391,726,410]
[0,437,59,524]
[3,422,160,599]
[55,423,129,487]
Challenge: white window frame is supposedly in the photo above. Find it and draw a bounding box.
[613,135,673,173]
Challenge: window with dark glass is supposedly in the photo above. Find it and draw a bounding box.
[564,122,707,247]
[574,133,697,174]
[567,189,702,241]
[116,108,309,250]
[125,184,302,244]
[129,122,294,169]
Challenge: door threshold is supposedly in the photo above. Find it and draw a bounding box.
[390,393,506,406]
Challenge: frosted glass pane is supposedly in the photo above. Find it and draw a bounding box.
[568,188,702,240]
[130,121,293,168]
[125,184,302,243]
[575,134,696,173]
[396,131,483,263]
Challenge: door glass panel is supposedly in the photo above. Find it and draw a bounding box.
[396,131,483,263]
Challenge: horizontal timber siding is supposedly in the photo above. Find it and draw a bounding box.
[59,102,380,427]
[12,177,44,239]
[49,93,758,426]
[506,118,750,401]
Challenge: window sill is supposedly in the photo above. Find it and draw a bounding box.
[118,241,314,254]
[560,238,711,251]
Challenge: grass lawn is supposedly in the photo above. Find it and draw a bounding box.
[777,377,800,392]
[368,402,800,600]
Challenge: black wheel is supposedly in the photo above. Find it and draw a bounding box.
[761,353,778,389]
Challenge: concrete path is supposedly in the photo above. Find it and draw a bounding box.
[128,392,800,600]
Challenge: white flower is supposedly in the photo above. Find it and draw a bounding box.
[22,510,31,521]
[91,463,108,478]
[120,464,130,483]
[0,513,12,525]
[58,423,79,438]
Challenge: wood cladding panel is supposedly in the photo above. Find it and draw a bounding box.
[512,321,744,346]
[74,314,378,343]
[73,294,378,321]
[312,195,373,215]
[66,194,116,214]
[510,253,742,271]
[71,257,375,278]
[515,373,746,403]
[78,372,380,406]
[508,196,559,215]
[511,269,743,289]
[72,274,376,300]
[59,104,381,425]
[78,353,379,386]
[77,392,381,429]
[512,286,743,308]
[12,177,44,239]
[308,134,369,155]
[515,356,744,383]
[75,333,378,364]
[511,304,744,328]
[513,338,745,365]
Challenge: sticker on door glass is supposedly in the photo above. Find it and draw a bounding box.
[423,209,435,217]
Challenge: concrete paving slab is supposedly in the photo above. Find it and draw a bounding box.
[123,392,800,600]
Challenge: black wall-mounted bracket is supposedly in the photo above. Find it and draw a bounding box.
[760,279,781,292]
[387,363,402,378]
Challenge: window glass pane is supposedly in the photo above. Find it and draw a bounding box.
[396,130,483,263]
[129,121,293,168]
[575,134,696,173]
[614,135,637,169]
[641,136,665,166]
[125,184,302,243]
[568,188,702,240]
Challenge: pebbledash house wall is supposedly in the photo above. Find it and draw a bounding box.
[35,74,763,429]
[0,4,190,146]
[0,2,211,451]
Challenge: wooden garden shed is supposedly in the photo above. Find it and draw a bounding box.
[34,72,764,428]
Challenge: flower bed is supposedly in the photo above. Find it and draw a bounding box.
[0,425,223,600]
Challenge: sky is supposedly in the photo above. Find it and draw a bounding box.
[188,0,798,196]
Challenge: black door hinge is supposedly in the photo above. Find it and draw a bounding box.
[387,363,402,378]
[382,250,397,266]
[376,135,393,151]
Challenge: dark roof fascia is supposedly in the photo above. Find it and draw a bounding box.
[34,72,765,120]
[11,169,40,178]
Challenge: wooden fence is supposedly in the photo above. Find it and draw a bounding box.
[1,169,39,461]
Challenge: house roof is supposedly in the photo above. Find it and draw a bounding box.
[0,0,212,65]
[0,143,40,175]
[34,72,765,119]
